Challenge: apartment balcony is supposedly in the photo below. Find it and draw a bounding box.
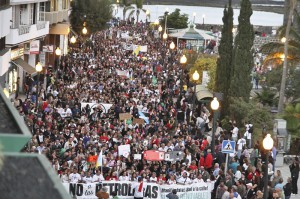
[6,21,49,46]
[9,0,48,5]
[42,10,69,25]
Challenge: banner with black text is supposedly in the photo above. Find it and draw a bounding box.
[63,181,211,199]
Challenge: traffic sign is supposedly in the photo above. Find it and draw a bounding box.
[222,140,236,154]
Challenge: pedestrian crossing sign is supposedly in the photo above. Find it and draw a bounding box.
[222,140,236,154]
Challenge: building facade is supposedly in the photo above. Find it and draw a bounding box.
[3,0,50,97]
[0,0,12,95]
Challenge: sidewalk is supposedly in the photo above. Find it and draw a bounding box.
[277,163,300,198]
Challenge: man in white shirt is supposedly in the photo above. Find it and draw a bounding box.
[237,136,246,159]
[82,171,93,183]
[60,169,69,183]
[193,174,204,184]
[133,177,145,199]
[69,169,81,183]
[177,172,192,185]
[93,170,105,183]
[232,125,239,142]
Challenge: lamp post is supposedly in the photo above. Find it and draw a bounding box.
[202,14,205,26]
[179,55,187,96]
[55,47,61,68]
[170,41,175,50]
[263,134,274,199]
[146,10,150,22]
[210,97,220,155]
[35,62,43,111]
[70,35,76,44]
[192,70,200,113]
[163,10,169,40]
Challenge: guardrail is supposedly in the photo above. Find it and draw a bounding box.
[37,22,46,30]
[18,25,30,35]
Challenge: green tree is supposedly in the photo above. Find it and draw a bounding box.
[70,0,113,34]
[215,0,234,116]
[189,54,217,91]
[160,9,188,29]
[230,0,254,101]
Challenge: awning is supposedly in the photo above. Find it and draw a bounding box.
[49,23,70,35]
[195,84,213,100]
[11,58,36,75]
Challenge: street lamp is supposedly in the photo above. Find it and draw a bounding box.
[55,47,61,69]
[210,97,220,155]
[154,19,159,25]
[70,35,76,44]
[55,47,61,56]
[280,54,285,61]
[82,27,87,35]
[35,62,43,111]
[281,37,286,43]
[146,10,150,22]
[202,14,205,25]
[263,134,274,199]
[158,25,162,32]
[179,55,187,95]
[163,32,168,40]
[192,70,200,113]
[170,41,175,50]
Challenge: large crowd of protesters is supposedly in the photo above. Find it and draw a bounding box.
[14,20,299,199]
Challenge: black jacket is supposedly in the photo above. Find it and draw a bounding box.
[283,182,292,196]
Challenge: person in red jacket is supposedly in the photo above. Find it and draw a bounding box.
[204,149,213,173]
[199,152,205,168]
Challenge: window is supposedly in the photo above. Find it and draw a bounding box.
[39,2,45,21]
[20,4,28,25]
[0,0,9,8]
[0,37,5,51]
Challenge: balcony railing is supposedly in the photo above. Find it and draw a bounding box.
[42,10,69,24]
[18,25,31,35]
[37,22,46,30]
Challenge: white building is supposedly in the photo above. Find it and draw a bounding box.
[0,0,12,95]
[3,0,50,97]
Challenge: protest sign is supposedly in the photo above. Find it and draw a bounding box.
[119,113,132,120]
[144,150,165,161]
[132,118,145,125]
[81,102,113,114]
[134,154,142,160]
[118,144,131,157]
[63,181,211,199]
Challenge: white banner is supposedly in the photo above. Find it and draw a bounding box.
[63,181,211,199]
[42,45,54,53]
[81,103,113,114]
[30,40,40,54]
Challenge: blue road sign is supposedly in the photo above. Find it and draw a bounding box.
[222,140,236,154]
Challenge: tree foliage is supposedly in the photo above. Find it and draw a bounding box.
[189,54,217,91]
[70,0,113,34]
[254,87,278,107]
[230,0,254,101]
[215,0,233,117]
[160,9,188,29]
[283,103,300,136]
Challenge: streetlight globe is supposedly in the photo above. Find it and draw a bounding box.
[170,41,175,50]
[210,97,220,111]
[202,14,206,18]
[281,37,286,43]
[146,10,150,15]
[70,36,76,44]
[82,27,87,35]
[192,70,200,81]
[180,55,187,64]
[154,19,159,25]
[36,62,43,72]
[163,32,168,40]
[280,54,285,61]
[55,47,61,56]
[158,26,163,32]
[193,12,196,17]
[263,134,274,150]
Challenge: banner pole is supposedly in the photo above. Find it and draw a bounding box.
[224,153,228,175]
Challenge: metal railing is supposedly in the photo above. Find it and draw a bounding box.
[18,25,31,35]
[37,22,46,30]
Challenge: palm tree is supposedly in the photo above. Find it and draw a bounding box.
[126,0,146,23]
[119,0,134,21]
[261,0,298,113]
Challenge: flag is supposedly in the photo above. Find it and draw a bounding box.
[96,150,103,168]
[132,45,141,56]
